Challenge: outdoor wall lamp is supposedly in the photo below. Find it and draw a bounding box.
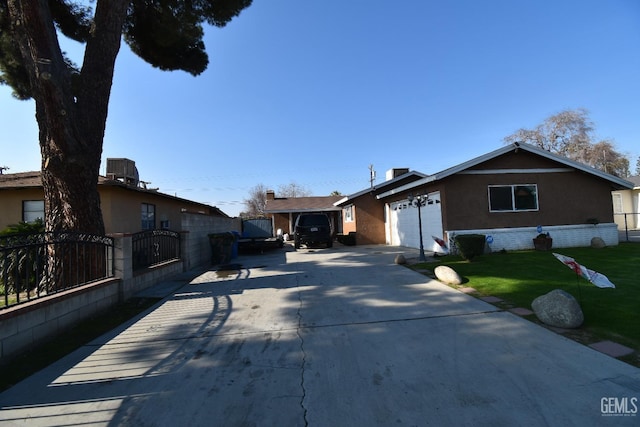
[407,193,429,261]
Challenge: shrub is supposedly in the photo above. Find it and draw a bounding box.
[336,232,356,246]
[454,234,485,261]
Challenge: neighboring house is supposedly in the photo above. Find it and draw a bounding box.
[263,191,344,237]
[335,142,634,252]
[333,169,428,245]
[612,175,640,231]
[0,169,230,234]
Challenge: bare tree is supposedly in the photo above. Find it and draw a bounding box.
[242,184,268,218]
[277,182,311,198]
[586,140,630,177]
[504,108,629,177]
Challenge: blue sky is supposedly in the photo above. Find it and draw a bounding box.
[1,0,639,216]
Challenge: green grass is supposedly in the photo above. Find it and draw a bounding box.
[0,297,160,392]
[414,243,640,355]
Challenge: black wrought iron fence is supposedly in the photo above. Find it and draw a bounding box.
[132,229,181,271]
[615,212,640,242]
[0,232,114,309]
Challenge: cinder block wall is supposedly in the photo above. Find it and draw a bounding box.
[0,279,120,364]
[0,235,186,365]
[181,213,241,268]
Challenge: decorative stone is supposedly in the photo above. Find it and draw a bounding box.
[394,254,406,265]
[591,237,606,249]
[531,289,584,328]
[434,265,463,285]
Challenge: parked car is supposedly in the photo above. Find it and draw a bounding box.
[294,213,333,249]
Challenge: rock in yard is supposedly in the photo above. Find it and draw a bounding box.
[394,254,406,265]
[434,265,462,285]
[531,289,584,328]
[590,237,606,249]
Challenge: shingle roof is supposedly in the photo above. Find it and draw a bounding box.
[0,171,116,189]
[376,142,635,199]
[265,196,343,213]
[334,170,427,206]
[0,171,42,188]
[0,170,230,217]
[625,175,640,188]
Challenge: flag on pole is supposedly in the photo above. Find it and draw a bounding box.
[552,253,615,288]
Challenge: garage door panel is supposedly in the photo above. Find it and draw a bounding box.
[389,192,443,251]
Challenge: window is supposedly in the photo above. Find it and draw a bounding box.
[344,205,354,222]
[141,203,156,230]
[612,193,623,214]
[23,200,44,223]
[489,185,538,212]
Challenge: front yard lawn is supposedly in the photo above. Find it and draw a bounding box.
[413,242,640,362]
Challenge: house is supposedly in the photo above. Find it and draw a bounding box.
[333,169,427,245]
[263,190,344,237]
[0,160,230,234]
[612,175,640,232]
[335,142,634,252]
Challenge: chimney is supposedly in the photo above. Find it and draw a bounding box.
[266,190,275,200]
[385,168,410,181]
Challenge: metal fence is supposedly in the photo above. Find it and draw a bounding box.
[132,229,181,271]
[614,212,640,242]
[0,232,114,309]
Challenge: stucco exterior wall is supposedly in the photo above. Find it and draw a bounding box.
[0,188,45,229]
[612,189,639,230]
[101,186,216,234]
[0,183,229,235]
[433,151,615,232]
[350,194,386,245]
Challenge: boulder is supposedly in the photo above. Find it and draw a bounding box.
[394,254,406,265]
[434,265,463,285]
[591,237,606,249]
[531,289,584,328]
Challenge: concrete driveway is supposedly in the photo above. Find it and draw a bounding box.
[1,244,639,426]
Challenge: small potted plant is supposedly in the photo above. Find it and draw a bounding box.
[533,232,552,251]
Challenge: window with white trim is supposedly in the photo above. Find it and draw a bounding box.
[344,205,354,222]
[612,193,623,214]
[23,200,44,223]
[488,184,538,212]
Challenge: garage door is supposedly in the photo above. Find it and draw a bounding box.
[389,192,444,251]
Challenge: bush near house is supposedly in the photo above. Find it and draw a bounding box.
[454,234,485,260]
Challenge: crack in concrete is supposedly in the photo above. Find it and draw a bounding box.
[296,275,309,427]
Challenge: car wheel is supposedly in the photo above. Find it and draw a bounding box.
[294,238,300,249]
[327,239,333,248]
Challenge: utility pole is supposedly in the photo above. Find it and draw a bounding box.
[369,164,376,190]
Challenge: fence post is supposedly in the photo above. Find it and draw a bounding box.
[110,233,133,302]
[624,213,629,242]
[180,231,191,272]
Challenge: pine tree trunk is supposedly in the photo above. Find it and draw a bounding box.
[7,0,128,235]
[7,0,128,290]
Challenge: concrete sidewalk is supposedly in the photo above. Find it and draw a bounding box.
[1,244,638,426]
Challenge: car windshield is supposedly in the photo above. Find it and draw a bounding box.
[298,215,328,226]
